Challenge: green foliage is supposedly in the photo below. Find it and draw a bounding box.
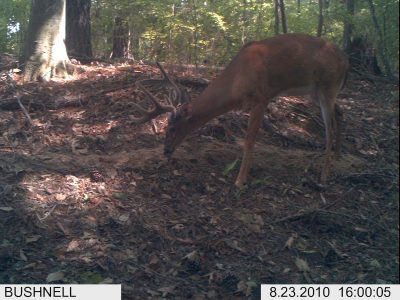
[89,0,399,71]
[1,0,398,74]
[223,159,239,177]
[0,0,30,54]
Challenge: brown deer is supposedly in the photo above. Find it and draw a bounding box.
[133,33,349,187]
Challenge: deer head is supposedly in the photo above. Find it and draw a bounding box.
[164,102,193,157]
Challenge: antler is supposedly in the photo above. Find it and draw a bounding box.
[131,62,189,124]
[130,81,175,123]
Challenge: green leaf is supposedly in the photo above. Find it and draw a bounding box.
[223,159,238,176]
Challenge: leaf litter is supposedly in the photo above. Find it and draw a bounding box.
[0,61,398,298]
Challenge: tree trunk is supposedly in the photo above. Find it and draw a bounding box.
[241,0,249,45]
[23,0,70,82]
[111,17,131,59]
[274,0,280,35]
[366,0,394,79]
[255,1,263,39]
[317,0,324,37]
[346,37,382,75]
[279,0,288,34]
[66,0,92,59]
[190,0,200,66]
[343,0,355,52]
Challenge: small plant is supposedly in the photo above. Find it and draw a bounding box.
[223,158,238,176]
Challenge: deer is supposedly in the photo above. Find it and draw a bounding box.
[133,33,349,187]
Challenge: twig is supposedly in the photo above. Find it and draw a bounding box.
[272,194,346,225]
[272,209,319,224]
[36,204,58,221]
[16,92,33,126]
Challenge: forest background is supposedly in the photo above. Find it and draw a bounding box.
[0,0,398,78]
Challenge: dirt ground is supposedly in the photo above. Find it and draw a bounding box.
[0,61,399,299]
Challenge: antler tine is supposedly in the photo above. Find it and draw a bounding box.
[155,62,188,106]
[130,81,175,124]
[156,62,175,85]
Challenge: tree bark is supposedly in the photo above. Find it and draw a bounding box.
[111,17,131,59]
[241,0,249,44]
[317,0,324,37]
[279,0,288,34]
[366,0,394,79]
[274,0,280,35]
[66,0,92,58]
[343,0,355,52]
[23,0,70,82]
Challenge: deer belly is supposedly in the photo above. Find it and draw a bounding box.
[278,84,315,97]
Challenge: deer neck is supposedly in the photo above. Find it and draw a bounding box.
[189,76,239,129]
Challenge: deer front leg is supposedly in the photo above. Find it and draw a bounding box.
[235,104,265,187]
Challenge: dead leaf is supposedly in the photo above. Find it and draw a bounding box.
[148,254,160,266]
[225,240,245,253]
[234,210,264,232]
[0,207,13,212]
[158,286,176,297]
[184,250,200,261]
[295,258,310,272]
[100,278,114,284]
[19,249,27,261]
[26,235,41,244]
[22,263,37,269]
[237,280,258,296]
[370,259,381,268]
[56,222,70,236]
[118,213,130,223]
[236,280,247,294]
[284,233,298,249]
[146,289,160,297]
[46,271,64,282]
[66,239,80,252]
[106,168,118,179]
[55,193,67,201]
[172,224,185,230]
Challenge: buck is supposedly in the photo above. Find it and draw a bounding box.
[133,33,349,187]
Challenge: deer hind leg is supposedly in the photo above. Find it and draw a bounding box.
[235,104,265,187]
[333,103,343,159]
[318,88,338,183]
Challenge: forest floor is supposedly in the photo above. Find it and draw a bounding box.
[0,60,399,299]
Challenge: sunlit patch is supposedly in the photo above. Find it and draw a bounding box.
[72,120,119,135]
[22,173,108,208]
